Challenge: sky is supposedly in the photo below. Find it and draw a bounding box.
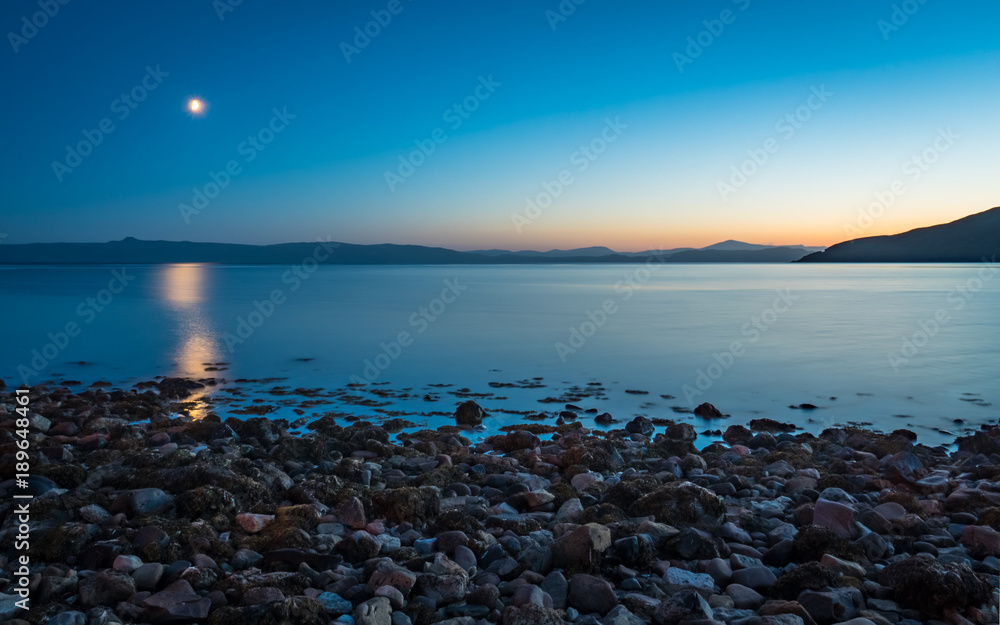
[1,0,998,251]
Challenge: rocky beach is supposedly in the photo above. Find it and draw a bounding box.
[1,378,999,625]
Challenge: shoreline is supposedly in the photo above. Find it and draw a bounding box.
[1,379,998,625]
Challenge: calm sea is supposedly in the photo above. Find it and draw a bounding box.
[1,263,997,446]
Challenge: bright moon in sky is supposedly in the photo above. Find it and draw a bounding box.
[188,99,203,114]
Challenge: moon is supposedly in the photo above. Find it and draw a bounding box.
[188,98,205,115]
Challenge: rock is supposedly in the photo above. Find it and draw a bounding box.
[241,586,285,606]
[78,570,135,607]
[375,585,405,610]
[633,481,724,529]
[662,567,715,595]
[600,605,646,625]
[962,525,1000,558]
[336,530,382,562]
[553,523,612,571]
[79,504,111,525]
[871,502,905,520]
[758,600,817,625]
[132,562,164,590]
[488,430,541,453]
[625,417,655,436]
[654,588,714,625]
[725,583,765,609]
[110,488,174,517]
[501,603,564,625]
[813,499,857,539]
[453,545,476,572]
[595,413,614,425]
[355,597,393,625]
[797,588,864,624]
[468,583,501,609]
[669,527,719,560]
[706,558,733,585]
[694,403,723,418]
[615,534,656,568]
[820,554,865,578]
[732,566,777,589]
[142,580,211,621]
[541,571,568,610]
[230,549,263,571]
[418,554,469,606]
[41,611,87,625]
[369,560,418,596]
[571,472,604,491]
[372,487,439,525]
[881,555,991,617]
[113,555,143,573]
[338,497,367,529]
[455,401,486,426]
[885,451,922,484]
[236,513,274,533]
[665,423,697,441]
[317,592,354,615]
[556,498,584,523]
[568,574,618,616]
[750,616,806,625]
[511,584,550,609]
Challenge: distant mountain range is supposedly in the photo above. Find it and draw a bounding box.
[0,238,823,265]
[1,207,994,265]
[798,206,1000,263]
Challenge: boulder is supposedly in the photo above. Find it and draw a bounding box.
[455,401,486,426]
[568,574,618,616]
[552,523,611,572]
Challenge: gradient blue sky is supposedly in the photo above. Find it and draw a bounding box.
[1,0,998,250]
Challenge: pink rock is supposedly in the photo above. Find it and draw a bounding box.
[813,499,856,539]
[962,525,1000,558]
[236,512,274,534]
[571,472,603,491]
[338,496,367,530]
[730,445,750,456]
[241,586,285,606]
